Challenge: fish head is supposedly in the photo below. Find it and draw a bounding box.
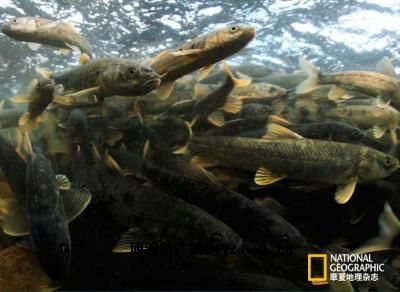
[242,104,272,119]
[206,24,256,51]
[1,17,38,38]
[266,215,307,251]
[99,60,161,96]
[162,211,242,251]
[359,149,399,181]
[331,122,364,142]
[36,78,55,96]
[67,108,88,133]
[30,214,71,283]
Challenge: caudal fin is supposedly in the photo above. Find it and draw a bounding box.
[295,56,320,94]
[353,202,400,254]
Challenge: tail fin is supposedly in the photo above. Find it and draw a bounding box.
[353,202,400,254]
[173,121,193,155]
[295,56,319,94]
[221,61,252,87]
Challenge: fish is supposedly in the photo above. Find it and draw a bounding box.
[287,121,374,145]
[296,56,400,102]
[58,108,89,145]
[0,109,25,129]
[141,156,307,250]
[260,71,307,89]
[323,99,400,149]
[10,78,57,129]
[150,25,256,99]
[40,59,161,98]
[189,63,245,128]
[1,17,92,57]
[0,144,91,283]
[195,81,287,103]
[96,165,243,253]
[184,123,399,204]
[199,63,274,84]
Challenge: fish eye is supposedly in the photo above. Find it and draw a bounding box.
[383,156,394,168]
[128,67,137,78]
[11,18,19,24]
[210,232,223,243]
[350,129,361,138]
[229,26,238,33]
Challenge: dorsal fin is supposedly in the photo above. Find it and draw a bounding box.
[263,123,303,140]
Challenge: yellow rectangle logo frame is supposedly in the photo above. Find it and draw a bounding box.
[308,254,327,282]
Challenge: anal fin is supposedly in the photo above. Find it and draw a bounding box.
[254,167,285,186]
[156,81,175,100]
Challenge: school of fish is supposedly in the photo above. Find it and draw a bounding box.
[0,16,399,291]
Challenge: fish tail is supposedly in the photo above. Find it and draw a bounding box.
[295,56,320,94]
[173,121,193,155]
[221,61,252,87]
[353,202,400,254]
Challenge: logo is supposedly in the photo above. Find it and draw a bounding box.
[308,254,328,284]
[307,253,384,285]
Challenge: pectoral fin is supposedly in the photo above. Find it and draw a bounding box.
[56,174,71,190]
[372,125,387,139]
[62,188,92,223]
[328,86,348,101]
[207,111,225,127]
[10,95,32,103]
[223,96,242,113]
[375,96,391,108]
[334,180,357,204]
[112,228,153,253]
[66,87,100,99]
[254,167,285,186]
[198,63,215,80]
[0,198,29,236]
[28,42,41,51]
[156,81,175,100]
[65,42,81,53]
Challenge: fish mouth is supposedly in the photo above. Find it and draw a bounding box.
[143,77,161,89]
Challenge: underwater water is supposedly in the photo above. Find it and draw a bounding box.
[1,0,400,96]
[0,0,400,291]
